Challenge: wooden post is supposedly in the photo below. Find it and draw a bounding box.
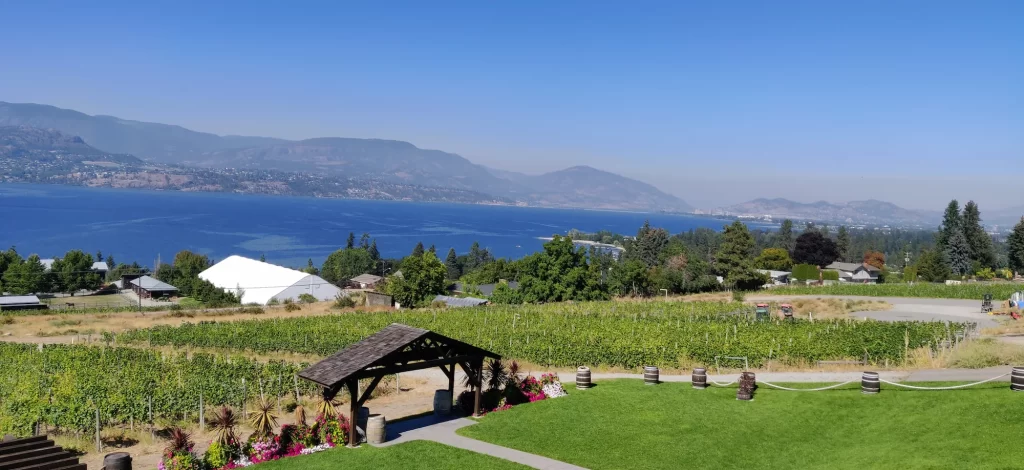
[95,408,101,453]
[149,395,154,440]
[199,395,204,431]
[447,366,455,406]
[472,358,483,417]
[348,380,359,448]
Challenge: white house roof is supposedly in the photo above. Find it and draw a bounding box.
[0,295,42,306]
[756,269,791,279]
[40,259,55,270]
[199,255,339,305]
[130,275,178,292]
[350,274,383,284]
[91,262,109,272]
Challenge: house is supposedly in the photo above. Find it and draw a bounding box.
[129,275,179,299]
[452,281,519,297]
[432,295,488,308]
[826,262,881,284]
[91,262,109,273]
[0,295,47,311]
[199,255,344,305]
[348,273,383,289]
[757,270,791,286]
[40,259,55,271]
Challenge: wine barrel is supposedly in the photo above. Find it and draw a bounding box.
[862,372,880,394]
[737,372,756,401]
[102,452,132,470]
[366,414,387,445]
[692,368,708,389]
[643,366,659,385]
[576,366,592,389]
[1012,366,1024,392]
[433,390,453,415]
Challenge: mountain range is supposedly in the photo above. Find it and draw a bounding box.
[721,198,943,227]
[0,101,692,212]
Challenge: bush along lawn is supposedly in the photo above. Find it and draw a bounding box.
[459,379,1021,469]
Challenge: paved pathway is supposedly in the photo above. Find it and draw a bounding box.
[746,294,999,327]
[374,414,586,470]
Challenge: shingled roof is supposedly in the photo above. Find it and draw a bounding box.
[298,323,499,389]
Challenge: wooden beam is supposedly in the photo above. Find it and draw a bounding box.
[472,357,483,417]
[353,355,479,379]
[347,378,359,448]
[439,364,452,379]
[356,375,385,408]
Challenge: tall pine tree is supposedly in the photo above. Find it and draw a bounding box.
[444,248,461,280]
[961,201,995,269]
[945,228,972,277]
[412,242,425,257]
[1008,217,1024,276]
[715,221,765,290]
[936,199,961,250]
[776,219,795,253]
[346,232,356,250]
[836,226,851,262]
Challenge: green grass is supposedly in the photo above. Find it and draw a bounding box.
[256,440,528,469]
[768,283,1020,300]
[459,379,1020,469]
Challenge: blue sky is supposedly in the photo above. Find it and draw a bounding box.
[1,1,1021,210]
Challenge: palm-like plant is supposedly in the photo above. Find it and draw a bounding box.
[210,406,239,446]
[249,399,279,439]
[484,358,508,391]
[505,360,524,389]
[164,426,193,454]
[316,388,341,420]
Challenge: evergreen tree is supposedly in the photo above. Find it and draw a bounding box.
[945,228,972,277]
[259,253,266,262]
[754,248,792,271]
[51,250,102,295]
[428,244,436,254]
[776,220,795,253]
[368,240,381,261]
[106,254,115,270]
[1008,217,1024,276]
[346,232,356,250]
[359,233,371,249]
[714,221,766,290]
[836,226,851,262]
[626,220,668,268]
[95,250,103,262]
[412,242,425,257]
[936,199,961,250]
[917,249,952,282]
[961,201,995,269]
[444,248,461,280]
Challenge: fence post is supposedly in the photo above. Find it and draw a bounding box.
[242,378,247,417]
[149,394,154,441]
[199,395,204,431]
[95,408,101,453]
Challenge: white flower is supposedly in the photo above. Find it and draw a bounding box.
[300,443,335,455]
[232,456,254,467]
[542,382,568,398]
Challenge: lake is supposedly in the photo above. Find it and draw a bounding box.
[0,184,770,268]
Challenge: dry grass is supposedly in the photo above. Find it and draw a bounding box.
[942,338,1024,369]
[980,317,1024,336]
[0,301,392,340]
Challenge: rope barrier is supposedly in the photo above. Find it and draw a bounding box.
[878,373,1009,390]
[707,379,736,387]
[756,380,858,391]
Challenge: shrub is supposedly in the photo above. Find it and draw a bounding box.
[1,314,14,325]
[178,298,202,309]
[298,293,318,304]
[284,303,301,312]
[731,290,745,302]
[267,298,280,306]
[791,264,819,281]
[333,295,356,309]
[316,414,350,447]
[237,306,265,315]
[430,300,448,309]
[975,268,996,281]
[282,298,294,305]
[203,441,232,469]
[821,270,840,281]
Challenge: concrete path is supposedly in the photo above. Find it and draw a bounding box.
[375,414,587,470]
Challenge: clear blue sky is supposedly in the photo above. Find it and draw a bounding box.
[1,1,1021,210]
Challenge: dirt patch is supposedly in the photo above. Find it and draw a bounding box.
[753,298,891,320]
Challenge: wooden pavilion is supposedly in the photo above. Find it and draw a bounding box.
[298,323,500,447]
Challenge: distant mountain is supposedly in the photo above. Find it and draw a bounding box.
[722,198,940,226]
[988,206,1024,226]
[0,102,287,163]
[0,126,140,163]
[488,165,692,212]
[0,101,692,212]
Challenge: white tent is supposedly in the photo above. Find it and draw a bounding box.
[199,255,343,305]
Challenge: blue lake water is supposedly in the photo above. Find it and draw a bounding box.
[0,184,770,269]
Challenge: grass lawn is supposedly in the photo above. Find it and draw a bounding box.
[458,380,1020,469]
[256,440,529,469]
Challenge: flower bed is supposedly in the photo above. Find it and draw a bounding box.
[457,365,570,417]
[159,414,351,470]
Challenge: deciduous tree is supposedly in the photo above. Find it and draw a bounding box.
[792,231,840,268]
[321,248,375,284]
[754,248,793,271]
[383,251,447,307]
[863,251,885,270]
[51,250,102,295]
[1007,217,1024,276]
